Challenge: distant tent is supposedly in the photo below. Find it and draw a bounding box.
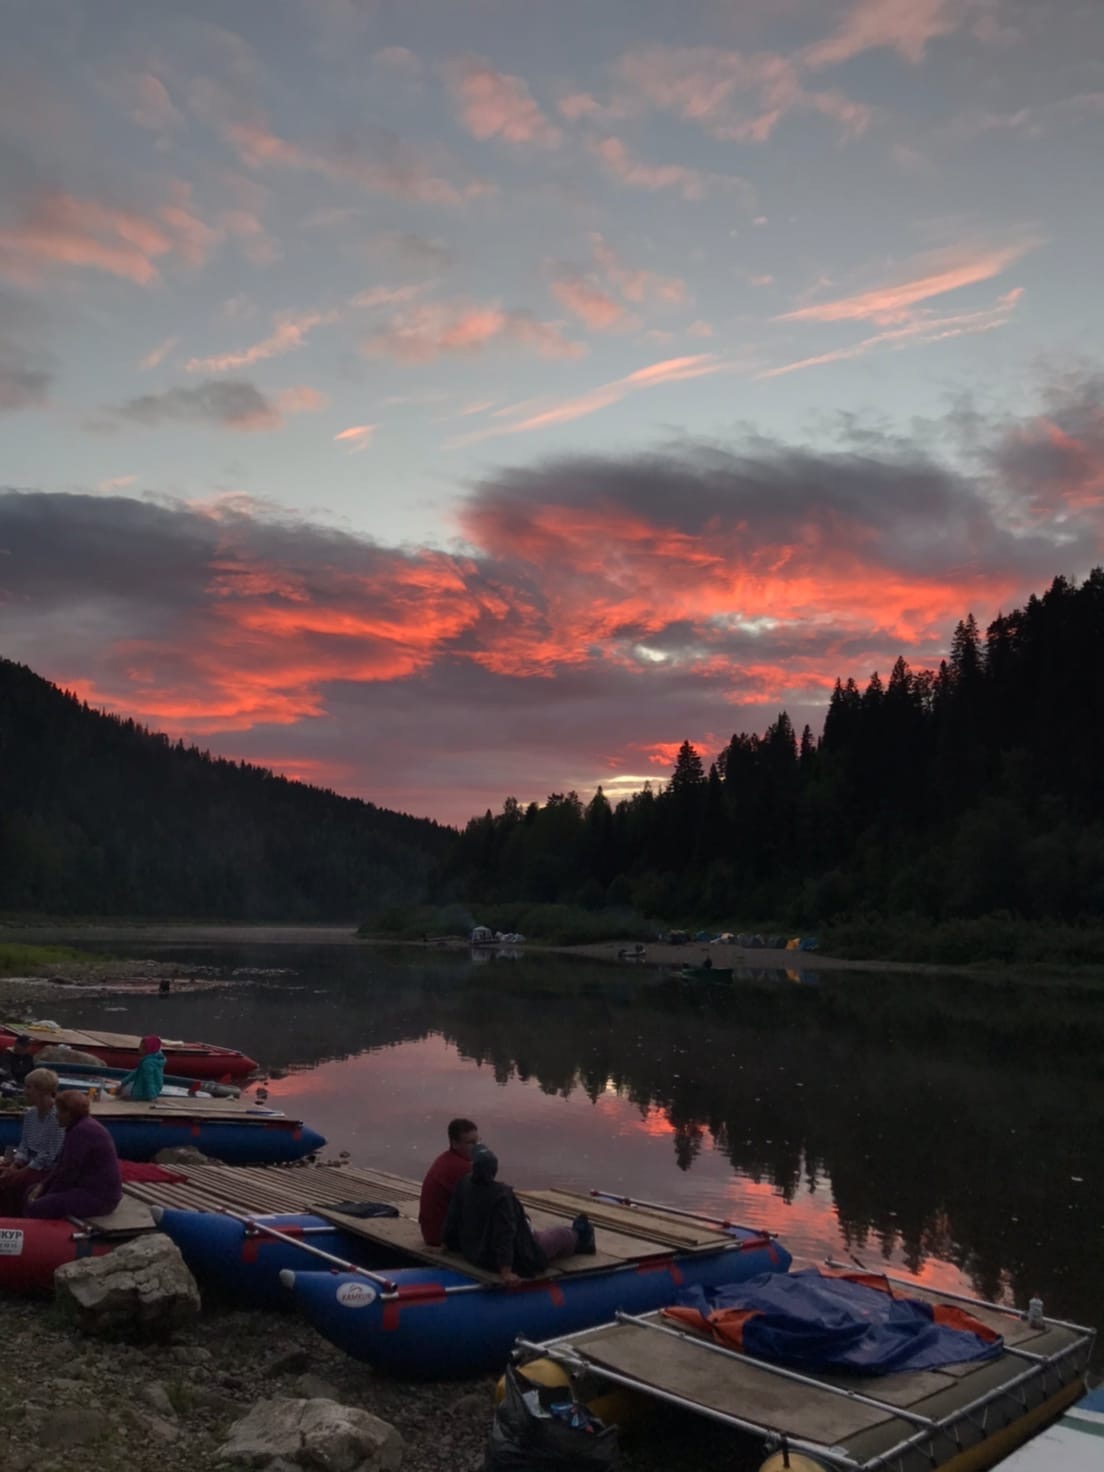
[470,925,494,944]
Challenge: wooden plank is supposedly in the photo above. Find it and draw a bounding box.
[81,1198,156,1234]
[520,1189,717,1248]
[311,1210,501,1281]
[577,1319,892,1445]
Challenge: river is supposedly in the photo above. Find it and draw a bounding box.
[27,940,1103,1359]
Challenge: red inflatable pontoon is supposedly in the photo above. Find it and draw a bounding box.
[1,1024,258,1080]
[0,1217,114,1292]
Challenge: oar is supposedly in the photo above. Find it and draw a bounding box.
[215,1206,401,1292]
[590,1190,770,1238]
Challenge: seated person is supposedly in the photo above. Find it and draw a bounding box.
[443,1144,594,1285]
[419,1116,479,1246]
[24,1090,123,1220]
[117,1035,165,1100]
[0,1034,37,1087]
[0,1067,64,1213]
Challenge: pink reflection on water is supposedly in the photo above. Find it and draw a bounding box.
[259,1034,979,1303]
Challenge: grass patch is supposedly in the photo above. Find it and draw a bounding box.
[822,914,1104,970]
[0,942,101,977]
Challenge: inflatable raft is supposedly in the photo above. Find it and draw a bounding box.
[153,1208,385,1307]
[0,1098,324,1165]
[281,1228,792,1378]
[1,1023,257,1080]
[0,1197,154,1292]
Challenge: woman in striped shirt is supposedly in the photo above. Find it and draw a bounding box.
[0,1067,63,1214]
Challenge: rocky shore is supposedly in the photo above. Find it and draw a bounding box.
[0,1285,743,1472]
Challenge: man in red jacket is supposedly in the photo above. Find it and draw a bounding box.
[418,1117,479,1245]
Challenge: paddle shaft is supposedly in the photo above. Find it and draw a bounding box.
[591,1190,766,1237]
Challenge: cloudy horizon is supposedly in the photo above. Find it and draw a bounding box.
[1,0,1101,823]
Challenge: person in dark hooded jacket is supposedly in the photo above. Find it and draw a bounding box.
[443,1144,594,1285]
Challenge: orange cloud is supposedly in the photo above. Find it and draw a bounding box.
[0,193,214,285]
[778,244,1033,326]
[447,57,562,148]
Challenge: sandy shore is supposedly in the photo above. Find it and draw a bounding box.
[0,920,956,975]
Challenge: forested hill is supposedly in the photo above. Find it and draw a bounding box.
[0,659,453,919]
[442,570,1104,926]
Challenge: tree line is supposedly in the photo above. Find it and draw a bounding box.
[439,570,1104,927]
[0,658,451,919]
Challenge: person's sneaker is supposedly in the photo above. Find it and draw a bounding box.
[572,1213,596,1254]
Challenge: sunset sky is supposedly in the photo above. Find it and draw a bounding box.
[1,0,1102,823]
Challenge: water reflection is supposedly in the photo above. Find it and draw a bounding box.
[48,944,1102,1358]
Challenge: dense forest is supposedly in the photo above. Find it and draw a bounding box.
[440,570,1104,927]
[0,659,451,918]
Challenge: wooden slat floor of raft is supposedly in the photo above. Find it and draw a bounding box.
[92,1096,288,1120]
[123,1163,721,1281]
[552,1304,1092,1463]
[8,1022,213,1053]
[519,1189,738,1250]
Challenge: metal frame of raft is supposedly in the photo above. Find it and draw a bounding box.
[519,1273,1096,1472]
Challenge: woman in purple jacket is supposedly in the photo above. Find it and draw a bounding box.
[24,1090,123,1219]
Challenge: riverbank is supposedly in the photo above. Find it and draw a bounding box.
[3,922,1102,989]
[0,1281,743,1472]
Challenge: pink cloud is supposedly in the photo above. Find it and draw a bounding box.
[186,310,336,373]
[761,288,1024,378]
[549,273,634,332]
[803,0,984,69]
[589,234,687,306]
[450,354,727,445]
[139,336,178,371]
[221,209,281,266]
[610,45,870,144]
[224,120,492,207]
[113,72,182,131]
[448,56,562,148]
[777,243,1034,326]
[0,193,214,285]
[276,386,327,414]
[589,137,732,202]
[334,424,376,452]
[362,300,585,363]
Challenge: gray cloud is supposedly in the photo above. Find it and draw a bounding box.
[115,379,280,430]
[2,369,1102,820]
[0,288,52,412]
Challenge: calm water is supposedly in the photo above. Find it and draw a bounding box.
[36,942,1103,1358]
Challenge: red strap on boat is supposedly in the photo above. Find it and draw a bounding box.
[635,1257,683,1284]
[379,1280,447,1331]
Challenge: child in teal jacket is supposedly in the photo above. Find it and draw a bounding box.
[118,1035,165,1100]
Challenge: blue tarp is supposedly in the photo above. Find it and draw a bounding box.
[669,1269,1003,1376]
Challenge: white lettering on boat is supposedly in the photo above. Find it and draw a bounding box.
[336,1281,376,1308]
[0,1228,25,1255]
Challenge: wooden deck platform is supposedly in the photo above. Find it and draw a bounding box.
[121,1163,750,1286]
[525,1284,1097,1472]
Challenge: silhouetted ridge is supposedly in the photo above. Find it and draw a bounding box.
[442,569,1104,924]
[0,658,452,918]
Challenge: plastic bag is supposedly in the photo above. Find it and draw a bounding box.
[485,1365,620,1470]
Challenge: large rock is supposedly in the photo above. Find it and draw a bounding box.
[54,1232,201,1338]
[218,1397,403,1471]
[153,1145,211,1165]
